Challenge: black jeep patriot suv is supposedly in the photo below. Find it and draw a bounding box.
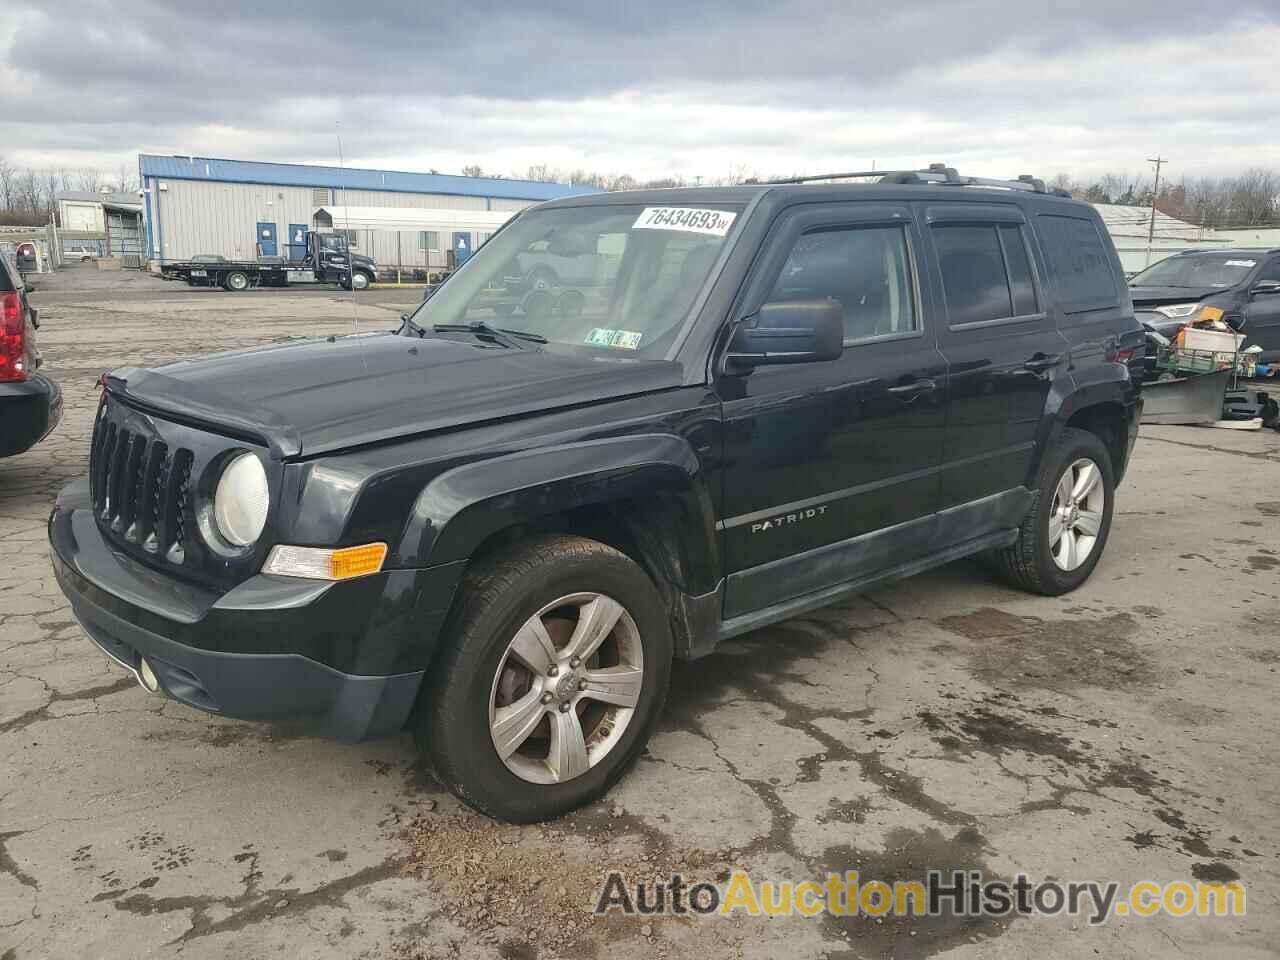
[50,166,1143,822]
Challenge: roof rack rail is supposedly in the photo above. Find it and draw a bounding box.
[769,163,1072,197]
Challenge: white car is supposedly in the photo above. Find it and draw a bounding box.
[64,246,98,262]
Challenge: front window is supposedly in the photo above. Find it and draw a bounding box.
[769,224,917,342]
[412,203,742,357]
[1130,254,1259,289]
[318,233,346,254]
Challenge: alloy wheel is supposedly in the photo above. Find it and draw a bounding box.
[1049,457,1105,571]
[488,592,644,785]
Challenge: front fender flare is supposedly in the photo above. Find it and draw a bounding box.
[397,434,721,593]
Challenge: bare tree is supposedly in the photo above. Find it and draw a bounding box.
[1227,168,1280,226]
[0,157,14,212]
[45,170,64,216]
[461,164,484,178]
[77,168,103,193]
[110,162,138,194]
[1048,172,1077,195]
[17,168,42,216]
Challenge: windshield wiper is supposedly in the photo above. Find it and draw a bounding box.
[432,320,547,349]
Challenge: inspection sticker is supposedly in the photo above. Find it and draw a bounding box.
[633,207,737,237]
[586,328,643,349]
[1225,260,1257,267]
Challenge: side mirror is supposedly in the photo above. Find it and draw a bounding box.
[726,299,844,369]
[1252,280,1280,297]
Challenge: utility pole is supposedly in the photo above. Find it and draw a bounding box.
[1146,155,1167,247]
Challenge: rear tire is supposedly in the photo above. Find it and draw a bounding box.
[417,535,672,823]
[990,427,1115,596]
[223,271,250,292]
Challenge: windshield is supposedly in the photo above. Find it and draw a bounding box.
[411,202,742,357]
[1130,254,1259,289]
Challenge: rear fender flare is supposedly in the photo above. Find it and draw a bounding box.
[1030,365,1137,485]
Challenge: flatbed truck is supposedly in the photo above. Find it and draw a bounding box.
[158,232,377,291]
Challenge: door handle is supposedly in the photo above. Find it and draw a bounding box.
[886,378,937,397]
[1022,354,1061,372]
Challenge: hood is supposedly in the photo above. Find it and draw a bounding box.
[1128,284,1224,307]
[106,332,683,458]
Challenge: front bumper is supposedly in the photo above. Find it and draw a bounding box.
[0,373,62,458]
[49,478,464,741]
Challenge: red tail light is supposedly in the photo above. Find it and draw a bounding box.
[1113,346,1141,363]
[0,291,26,382]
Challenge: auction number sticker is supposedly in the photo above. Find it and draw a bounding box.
[586,328,643,350]
[633,207,737,237]
[1224,259,1257,267]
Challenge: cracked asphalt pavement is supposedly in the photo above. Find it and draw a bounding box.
[2,265,1279,959]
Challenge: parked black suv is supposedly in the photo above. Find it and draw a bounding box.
[1130,248,1280,360]
[1,253,61,458]
[50,167,1143,822]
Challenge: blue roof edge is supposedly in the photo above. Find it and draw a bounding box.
[138,154,600,202]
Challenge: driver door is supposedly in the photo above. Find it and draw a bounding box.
[715,203,948,620]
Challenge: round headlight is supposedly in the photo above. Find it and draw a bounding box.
[213,453,269,547]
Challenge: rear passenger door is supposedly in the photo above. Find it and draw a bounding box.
[922,204,1065,522]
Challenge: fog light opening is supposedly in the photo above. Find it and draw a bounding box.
[138,657,161,694]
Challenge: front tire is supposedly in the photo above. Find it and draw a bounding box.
[991,427,1115,595]
[417,535,672,823]
[351,271,371,290]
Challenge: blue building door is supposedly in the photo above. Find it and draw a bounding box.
[256,222,277,258]
[287,224,307,261]
[453,232,472,266]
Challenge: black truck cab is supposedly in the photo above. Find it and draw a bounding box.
[51,167,1143,822]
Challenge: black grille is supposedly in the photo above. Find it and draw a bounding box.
[90,411,194,564]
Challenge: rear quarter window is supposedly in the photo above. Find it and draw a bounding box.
[1035,214,1119,314]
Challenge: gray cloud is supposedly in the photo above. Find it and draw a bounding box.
[1,1,1278,180]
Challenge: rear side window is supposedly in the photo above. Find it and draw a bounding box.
[932,223,1040,326]
[1036,214,1119,313]
[1000,224,1038,316]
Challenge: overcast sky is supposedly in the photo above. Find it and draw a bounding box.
[1,1,1278,184]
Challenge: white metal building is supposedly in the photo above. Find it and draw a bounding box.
[1090,204,1225,273]
[138,155,597,272]
[1209,226,1280,248]
[55,190,145,265]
